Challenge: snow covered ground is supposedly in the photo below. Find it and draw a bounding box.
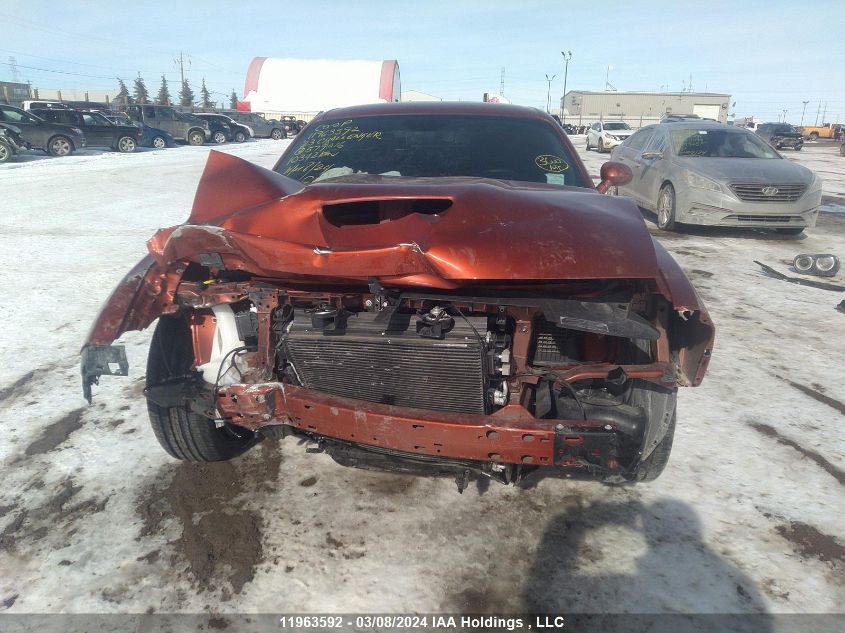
[0,137,843,624]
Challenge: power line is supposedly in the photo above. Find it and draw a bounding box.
[1,60,114,80]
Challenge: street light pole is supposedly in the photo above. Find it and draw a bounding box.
[801,100,809,126]
[560,50,572,123]
[605,65,613,90]
[545,74,556,113]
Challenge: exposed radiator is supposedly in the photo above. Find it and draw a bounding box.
[282,311,489,414]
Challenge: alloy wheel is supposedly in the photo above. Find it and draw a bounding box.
[51,138,71,156]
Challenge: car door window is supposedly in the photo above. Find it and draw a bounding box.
[1,108,37,124]
[643,131,665,154]
[624,129,653,152]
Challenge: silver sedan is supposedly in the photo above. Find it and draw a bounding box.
[610,121,822,234]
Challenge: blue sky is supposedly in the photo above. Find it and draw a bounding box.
[2,0,843,123]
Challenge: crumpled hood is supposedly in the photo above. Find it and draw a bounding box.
[148,151,662,288]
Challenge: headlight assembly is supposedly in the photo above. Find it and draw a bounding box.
[793,253,840,277]
[807,175,823,194]
[682,170,723,192]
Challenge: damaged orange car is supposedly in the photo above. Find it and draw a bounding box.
[81,102,714,490]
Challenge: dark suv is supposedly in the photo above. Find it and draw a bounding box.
[126,105,210,145]
[220,111,286,139]
[0,104,86,156]
[31,108,141,152]
[756,123,803,151]
[193,113,251,143]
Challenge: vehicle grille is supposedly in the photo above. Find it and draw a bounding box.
[283,312,488,414]
[725,215,802,223]
[729,183,806,202]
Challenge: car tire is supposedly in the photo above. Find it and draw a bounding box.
[794,145,802,151]
[212,131,227,144]
[775,227,805,236]
[598,138,605,153]
[840,144,845,157]
[656,183,677,231]
[47,135,74,157]
[604,380,677,484]
[270,128,283,140]
[0,139,11,163]
[146,315,259,462]
[627,409,676,482]
[152,136,167,149]
[116,136,136,153]
[187,130,205,146]
[234,131,247,143]
[809,132,819,141]
[586,137,591,151]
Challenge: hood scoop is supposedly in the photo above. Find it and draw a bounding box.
[323,198,452,227]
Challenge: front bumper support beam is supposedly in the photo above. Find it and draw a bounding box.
[216,382,634,471]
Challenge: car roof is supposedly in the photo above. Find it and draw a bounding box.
[317,101,549,122]
[657,121,734,130]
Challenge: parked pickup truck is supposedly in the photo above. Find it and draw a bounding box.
[799,123,842,141]
[126,105,210,145]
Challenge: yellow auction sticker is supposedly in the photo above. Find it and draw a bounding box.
[535,154,568,173]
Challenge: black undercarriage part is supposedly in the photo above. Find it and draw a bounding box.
[755,260,845,291]
[81,345,129,403]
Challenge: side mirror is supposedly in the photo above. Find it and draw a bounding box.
[641,151,663,160]
[596,161,633,193]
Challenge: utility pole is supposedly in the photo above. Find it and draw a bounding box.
[821,102,827,125]
[174,51,191,85]
[815,102,821,126]
[605,65,613,91]
[801,100,809,126]
[8,57,20,82]
[782,109,788,123]
[544,74,556,114]
[561,50,572,123]
[499,67,505,96]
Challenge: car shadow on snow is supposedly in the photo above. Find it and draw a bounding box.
[520,497,774,633]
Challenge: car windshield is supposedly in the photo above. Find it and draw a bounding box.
[604,122,630,130]
[85,112,113,125]
[275,114,585,187]
[771,124,797,134]
[671,128,780,158]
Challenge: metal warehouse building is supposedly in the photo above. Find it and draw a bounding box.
[239,57,400,121]
[560,91,731,127]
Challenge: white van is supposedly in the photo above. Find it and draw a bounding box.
[20,100,68,112]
